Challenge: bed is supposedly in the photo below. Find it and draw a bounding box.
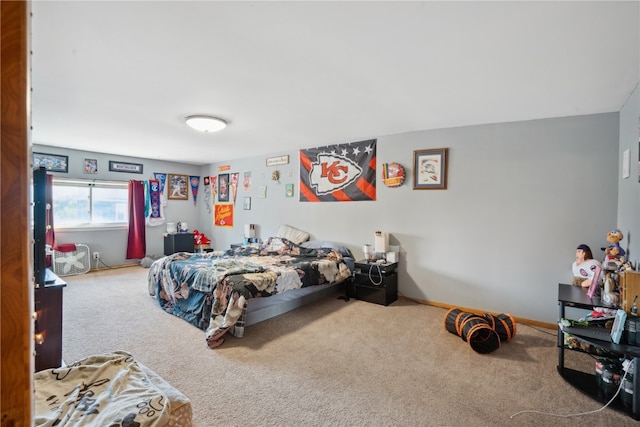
[148,234,354,348]
[35,351,192,427]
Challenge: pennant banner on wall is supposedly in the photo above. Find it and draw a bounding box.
[148,179,161,218]
[230,172,239,204]
[189,176,200,206]
[146,179,165,226]
[211,176,217,197]
[299,139,377,202]
[154,173,167,194]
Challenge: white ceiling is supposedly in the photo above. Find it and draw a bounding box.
[30,1,639,166]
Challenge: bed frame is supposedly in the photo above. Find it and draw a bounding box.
[231,280,348,337]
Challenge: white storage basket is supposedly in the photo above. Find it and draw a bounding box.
[52,244,91,276]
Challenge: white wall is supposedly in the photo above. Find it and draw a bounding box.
[202,113,620,323]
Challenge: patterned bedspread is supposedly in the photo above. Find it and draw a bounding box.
[148,237,353,344]
[35,351,178,427]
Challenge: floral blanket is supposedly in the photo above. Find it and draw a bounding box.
[148,237,352,338]
[35,351,172,427]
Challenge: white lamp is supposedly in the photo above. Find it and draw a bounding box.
[185,115,227,133]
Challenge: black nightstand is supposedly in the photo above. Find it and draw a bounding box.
[346,260,398,306]
[164,232,194,255]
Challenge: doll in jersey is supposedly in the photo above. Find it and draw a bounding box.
[572,244,602,287]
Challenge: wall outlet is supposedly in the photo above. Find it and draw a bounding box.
[93,252,100,259]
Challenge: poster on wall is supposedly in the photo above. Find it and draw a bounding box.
[203,176,212,214]
[214,204,234,227]
[243,171,252,191]
[299,139,376,202]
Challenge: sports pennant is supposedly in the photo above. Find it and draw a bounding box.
[209,176,217,214]
[211,175,217,197]
[190,176,200,206]
[230,173,239,204]
[299,139,376,202]
[154,173,167,194]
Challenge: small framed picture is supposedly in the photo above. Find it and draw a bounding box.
[33,152,68,173]
[259,185,267,198]
[244,196,251,210]
[167,174,189,200]
[286,183,294,197]
[266,155,289,166]
[109,160,143,174]
[413,148,448,190]
[83,158,98,174]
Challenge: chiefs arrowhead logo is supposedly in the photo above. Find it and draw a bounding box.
[309,153,362,195]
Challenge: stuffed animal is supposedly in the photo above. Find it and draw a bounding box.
[193,229,211,246]
[601,229,625,268]
[621,260,635,272]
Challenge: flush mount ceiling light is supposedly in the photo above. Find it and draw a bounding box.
[185,115,227,133]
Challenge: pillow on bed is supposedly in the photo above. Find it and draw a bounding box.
[277,224,310,245]
[301,240,353,257]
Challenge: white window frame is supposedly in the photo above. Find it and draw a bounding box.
[51,177,129,230]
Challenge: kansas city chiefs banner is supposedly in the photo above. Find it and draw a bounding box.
[300,139,376,202]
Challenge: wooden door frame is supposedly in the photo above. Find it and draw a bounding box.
[1,0,34,425]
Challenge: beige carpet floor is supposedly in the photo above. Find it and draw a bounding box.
[60,266,637,426]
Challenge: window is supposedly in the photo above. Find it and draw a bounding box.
[52,178,128,228]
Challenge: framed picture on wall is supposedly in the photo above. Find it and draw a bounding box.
[108,160,143,174]
[167,174,189,200]
[83,158,98,174]
[244,196,251,210]
[266,155,289,166]
[413,148,448,190]
[33,152,68,173]
[218,173,229,202]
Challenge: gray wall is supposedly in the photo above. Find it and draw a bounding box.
[617,85,640,263]
[36,110,635,324]
[201,113,620,323]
